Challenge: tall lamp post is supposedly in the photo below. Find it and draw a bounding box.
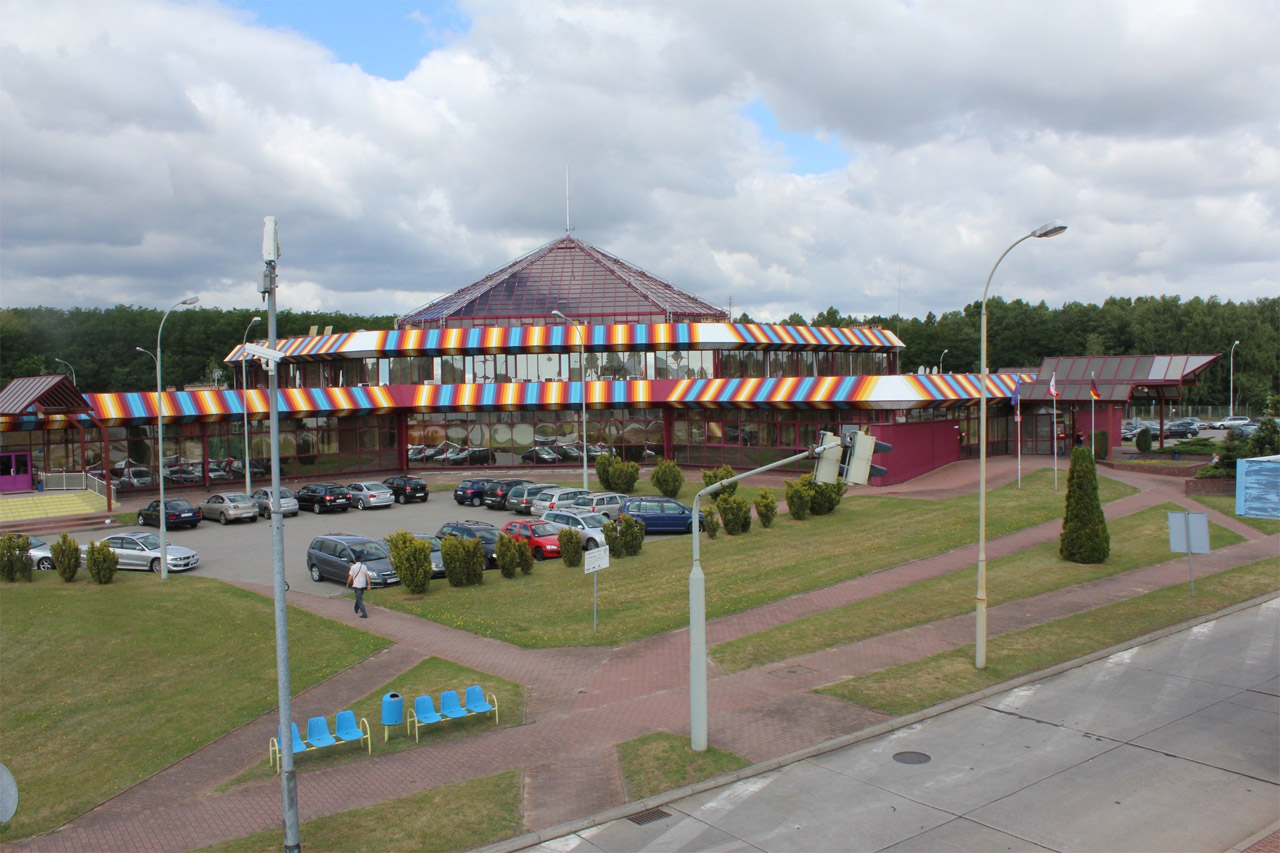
[1228,338,1239,417]
[552,309,590,490]
[150,296,200,580]
[937,349,948,374]
[976,221,1065,669]
[241,316,262,492]
[54,358,77,386]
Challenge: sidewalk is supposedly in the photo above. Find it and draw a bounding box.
[10,461,1277,851]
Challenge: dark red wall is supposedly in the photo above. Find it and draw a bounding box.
[863,419,965,486]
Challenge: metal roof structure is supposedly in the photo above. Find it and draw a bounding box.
[0,375,90,417]
[1021,355,1221,403]
[398,235,728,329]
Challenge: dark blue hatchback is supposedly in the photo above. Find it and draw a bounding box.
[137,497,202,529]
[618,498,704,534]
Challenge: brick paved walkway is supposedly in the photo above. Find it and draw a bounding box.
[11,459,1277,852]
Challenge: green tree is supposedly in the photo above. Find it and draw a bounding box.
[1060,447,1110,564]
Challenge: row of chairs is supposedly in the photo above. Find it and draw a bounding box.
[408,686,498,742]
[269,711,371,773]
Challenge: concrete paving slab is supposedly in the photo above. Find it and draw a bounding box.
[881,817,1053,852]
[571,811,758,852]
[809,705,1118,814]
[1133,698,1280,783]
[967,744,1279,853]
[1117,599,1280,689]
[674,766,954,852]
[1256,674,1280,696]
[1230,687,1280,714]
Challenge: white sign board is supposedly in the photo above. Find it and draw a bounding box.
[583,545,611,574]
[1168,512,1210,554]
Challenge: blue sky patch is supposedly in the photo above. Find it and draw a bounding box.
[743,100,849,175]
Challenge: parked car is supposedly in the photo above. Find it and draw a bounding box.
[306,534,399,586]
[1234,422,1259,437]
[1211,415,1252,430]
[162,464,203,484]
[446,446,498,466]
[531,487,590,517]
[409,441,459,463]
[137,497,202,529]
[383,475,429,503]
[482,478,534,510]
[539,509,608,550]
[27,535,54,571]
[521,446,559,465]
[618,497,704,534]
[435,520,501,570]
[198,492,259,525]
[85,531,200,573]
[569,492,626,520]
[250,487,299,518]
[507,483,557,514]
[453,477,496,507]
[500,519,563,560]
[1121,421,1157,441]
[295,483,353,514]
[347,480,395,510]
[551,443,582,461]
[114,466,153,488]
[1162,419,1199,438]
[410,534,447,578]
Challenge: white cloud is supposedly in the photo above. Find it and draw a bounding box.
[0,0,1275,325]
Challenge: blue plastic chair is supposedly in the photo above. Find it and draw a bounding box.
[334,710,372,754]
[307,715,337,749]
[464,685,499,724]
[439,689,470,719]
[269,722,309,773]
[407,695,444,742]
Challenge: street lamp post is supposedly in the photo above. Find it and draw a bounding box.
[552,309,590,490]
[150,296,200,580]
[976,221,1065,669]
[937,349,948,374]
[241,317,262,492]
[54,358,76,386]
[1228,338,1239,417]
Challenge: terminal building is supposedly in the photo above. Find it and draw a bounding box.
[0,236,1220,496]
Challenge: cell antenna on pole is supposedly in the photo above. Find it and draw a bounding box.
[565,165,572,233]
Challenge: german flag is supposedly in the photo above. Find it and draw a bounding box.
[1090,378,1101,400]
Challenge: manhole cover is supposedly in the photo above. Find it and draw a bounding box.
[893,751,932,765]
[627,808,670,825]
[768,664,814,679]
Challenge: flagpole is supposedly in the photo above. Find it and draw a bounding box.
[1090,371,1096,457]
[1051,371,1058,492]
[1014,375,1022,490]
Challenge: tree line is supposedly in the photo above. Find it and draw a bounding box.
[2,295,1275,411]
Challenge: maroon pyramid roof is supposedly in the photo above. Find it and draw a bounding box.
[1022,354,1221,402]
[398,235,728,329]
[0,375,91,416]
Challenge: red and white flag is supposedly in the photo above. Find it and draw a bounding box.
[1049,372,1060,398]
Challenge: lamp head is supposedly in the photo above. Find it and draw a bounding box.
[249,316,262,326]
[180,296,200,306]
[1031,220,1067,238]
[551,310,568,321]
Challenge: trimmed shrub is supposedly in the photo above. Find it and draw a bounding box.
[496,534,519,579]
[804,474,844,516]
[0,533,33,583]
[441,536,469,587]
[385,530,431,594]
[1092,431,1109,461]
[461,538,485,585]
[650,458,684,499]
[1248,414,1279,458]
[602,519,623,555]
[753,489,777,528]
[1060,446,1111,564]
[596,454,617,490]
[51,532,81,582]
[718,494,752,535]
[702,507,720,539]
[516,539,534,575]
[559,527,584,568]
[610,460,641,493]
[618,513,645,556]
[701,465,737,501]
[1135,428,1153,454]
[85,539,118,584]
[784,479,811,520]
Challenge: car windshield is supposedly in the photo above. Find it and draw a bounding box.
[279,488,294,498]
[529,522,556,537]
[475,529,500,545]
[407,478,424,487]
[578,513,608,527]
[351,541,390,561]
[225,493,252,502]
[167,499,193,509]
[134,534,162,550]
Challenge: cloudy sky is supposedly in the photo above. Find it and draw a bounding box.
[2,0,1276,324]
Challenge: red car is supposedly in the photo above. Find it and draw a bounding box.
[501,519,563,561]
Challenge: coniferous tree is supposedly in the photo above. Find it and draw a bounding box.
[1060,447,1110,564]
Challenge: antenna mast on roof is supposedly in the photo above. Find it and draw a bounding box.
[565,165,573,233]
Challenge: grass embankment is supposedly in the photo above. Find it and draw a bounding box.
[711,503,1243,673]
[1191,493,1280,535]
[202,771,522,853]
[819,557,1280,714]
[0,573,390,841]
[374,469,1135,647]
[219,658,522,789]
[617,732,749,801]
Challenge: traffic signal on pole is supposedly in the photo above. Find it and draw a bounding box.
[813,430,844,485]
[842,429,893,485]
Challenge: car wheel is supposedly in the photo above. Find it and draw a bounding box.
[37,557,54,571]
[396,493,406,504]
[313,503,322,514]
[471,496,482,507]
[583,539,597,551]
[533,548,544,561]
[310,563,322,582]
[219,512,228,525]
[356,499,365,510]
[137,512,146,525]
[150,558,162,573]
[263,507,272,519]
[251,514,258,522]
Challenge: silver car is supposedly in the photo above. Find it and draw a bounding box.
[250,487,300,518]
[84,531,200,573]
[27,535,55,571]
[531,487,590,517]
[568,492,626,520]
[539,509,609,550]
[198,492,259,525]
[347,480,395,510]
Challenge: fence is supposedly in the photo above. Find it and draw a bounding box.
[39,470,116,504]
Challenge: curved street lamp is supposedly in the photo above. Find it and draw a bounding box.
[152,296,200,580]
[937,349,948,374]
[242,317,262,492]
[976,221,1066,669]
[552,309,590,490]
[1229,340,1241,419]
[54,358,77,386]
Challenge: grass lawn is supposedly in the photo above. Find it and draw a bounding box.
[202,770,522,852]
[1191,493,1280,535]
[0,573,390,842]
[817,557,1280,715]
[617,732,749,801]
[373,469,1135,647]
[711,503,1243,673]
[219,658,522,789]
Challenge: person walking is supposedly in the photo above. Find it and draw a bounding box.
[346,555,371,618]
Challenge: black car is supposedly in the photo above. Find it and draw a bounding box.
[521,446,559,464]
[295,483,353,514]
[551,444,582,461]
[305,534,399,586]
[453,477,496,506]
[1163,420,1199,439]
[383,475,430,504]
[409,442,459,463]
[137,497,202,529]
[482,478,534,510]
[435,520,500,571]
[446,446,498,466]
